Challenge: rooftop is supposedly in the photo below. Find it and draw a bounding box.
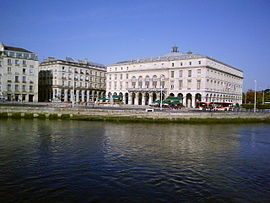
[41,57,106,69]
[4,45,33,53]
[113,46,204,65]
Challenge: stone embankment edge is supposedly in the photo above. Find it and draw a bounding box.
[0,106,270,124]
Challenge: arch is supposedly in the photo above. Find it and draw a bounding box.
[138,93,142,105]
[119,92,123,102]
[153,92,157,102]
[169,93,175,97]
[186,93,192,108]
[125,93,129,104]
[195,93,202,103]
[132,92,135,105]
[113,92,117,96]
[145,93,149,105]
[177,93,183,104]
[206,94,209,102]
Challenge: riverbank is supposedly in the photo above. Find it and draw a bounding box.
[1,106,270,123]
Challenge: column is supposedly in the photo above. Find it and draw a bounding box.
[64,89,68,102]
[76,90,79,102]
[81,90,85,102]
[86,90,90,102]
[71,89,74,103]
[128,93,133,105]
[134,93,139,105]
[142,92,146,106]
[149,92,153,104]
[192,94,196,108]
[92,90,95,102]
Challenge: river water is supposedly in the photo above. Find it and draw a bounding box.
[0,119,270,202]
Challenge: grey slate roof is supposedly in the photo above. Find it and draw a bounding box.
[4,45,33,53]
[113,51,205,65]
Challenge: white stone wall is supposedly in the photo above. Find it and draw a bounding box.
[106,57,243,106]
[0,54,39,102]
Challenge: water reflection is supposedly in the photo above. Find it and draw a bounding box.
[0,120,270,202]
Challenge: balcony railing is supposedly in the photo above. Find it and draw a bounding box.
[127,88,168,92]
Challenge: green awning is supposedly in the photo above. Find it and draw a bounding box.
[171,100,181,105]
[162,100,171,104]
[98,97,108,101]
[166,96,183,100]
[153,100,161,104]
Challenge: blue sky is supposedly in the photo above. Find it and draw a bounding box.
[1,0,270,91]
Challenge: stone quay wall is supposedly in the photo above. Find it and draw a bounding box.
[0,106,270,123]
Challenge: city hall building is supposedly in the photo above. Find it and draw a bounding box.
[39,57,106,103]
[0,43,39,102]
[106,47,243,107]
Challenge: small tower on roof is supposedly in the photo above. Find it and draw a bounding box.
[171,45,179,53]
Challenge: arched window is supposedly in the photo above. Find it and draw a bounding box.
[138,76,143,88]
[160,75,165,88]
[131,76,136,88]
[145,76,150,88]
[152,75,157,88]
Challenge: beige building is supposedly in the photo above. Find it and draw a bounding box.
[38,57,106,103]
[106,46,243,107]
[0,43,39,102]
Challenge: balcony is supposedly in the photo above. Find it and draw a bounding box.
[127,88,168,92]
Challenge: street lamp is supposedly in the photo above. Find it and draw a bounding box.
[160,88,163,110]
[254,80,257,113]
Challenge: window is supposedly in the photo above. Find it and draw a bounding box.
[145,76,150,88]
[114,81,117,89]
[23,69,26,74]
[120,81,123,90]
[160,75,165,88]
[126,82,128,88]
[138,77,143,88]
[8,67,11,74]
[189,62,192,65]
[109,74,111,80]
[197,80,201,90]
[179,80,183,90]
[7,84,11,91]
[23,60,26,66]
[8,59,12,65]
[15,76,19,82]
[109,82,111,89]
[15,85,19,91]
[22,76,26,83]
[172,63,174,67]
[180,62,183,66]
[198,61,201,65]
[170,81,174,90]
[29,85,33,91]
[152,76,157,88]
[197,69,201,75]
[171,71,174,78]
[114,74,117,80]
[120,74,123,80]
[15,60,19,65]
[22,85,26,91]
[188,70,192,77]
[126,73,129,79]
[187,79,192,90]
[179,70,183,77]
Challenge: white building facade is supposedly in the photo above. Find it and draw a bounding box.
[38,57,106,103]
[106,47,243,107]
[0,43,39,102]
